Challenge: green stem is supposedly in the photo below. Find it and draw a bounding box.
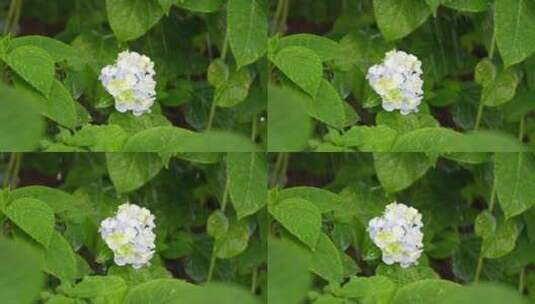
[271,0,285,34]
[251,267,258,293]
[3,153,21,188]
[206,179,230,283]
[220,31,229,60]
[10,153,21,187]
[277,153,289,186]
[474,177,497,283]
[518,115,525,142]
[205,101,217,131]
[251,115,258,142]
[518,268,525,293]
[277,0,290,34]
[271,153,284,187]
[3,0,23,35]
[474,8,496,131]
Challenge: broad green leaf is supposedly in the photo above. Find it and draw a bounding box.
[66,125,128,151]
[268,86,312,151]
[10,186,78,214]
[5,45,55,97]
[0,83,43,151]
[495,152,535,219]
[273,46,322,96]
[373,0,431,40]
[106,0,164,41]
[175,0,226,12]
[106,153,164,193]
[227,0,268,68]
[178,131,258,152]
[0,239,43,304]
[177,283,261,304]
[495,0,535,67]
[121,126,196,152]
[482,218,518,258]
[44,232,78,283]
[438,283,529,304]
[123,279,196,304]
[310,233,343,283]
[270,198,321,249]
[475,59,496,87]
[392,279,460,304]
[14,77,82,129]
[207,59,229,88]
[481,69,519,107]
[391,127,461,152]
[303,79,345,129]
[336,125,398,151]
[207,210,229,239]
[375,264,439,285]
[227,152,267,218]
[108,112,171,135]
[268,238,312,304]
[276,34,342,62]
[214,68,252,107]
[376,112,439,134]
[10,35,84,69]
[442,0,491,12]
[5,198,55,248]
[66,275,127,303]
[108,263,172,286]
[214,219,249,258]
[475,210,496,239]
[339,276,396,304]
[277,187,344,213]
[373,153,432,192]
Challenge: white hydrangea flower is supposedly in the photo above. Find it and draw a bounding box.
[367,50,424,115]
[99,203,156,269]
[99,51,156,116]
[368,202,423,268]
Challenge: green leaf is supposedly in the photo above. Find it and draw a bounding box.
[481,69,519,107]
[392,279,460,304]
[207,210,229,239]
[475,211,496,239]
[373,0,431,40]
[214,219,250,259]
[66,125,129,151]
[174,0,226,12]
[338,276,396,304]
[310,233,343,283]
[276,34,342,62]
[0,83,43,151]
[495,0,535,67]
[44,232,78,283]
[481,218,518,258]
[106,0,164,41]
[442,0,491,12]
[215,68,252,107]
[5,46,55,97]
[277,187,343,213]
[66,275,127,303]
[5,198,55,248]
[270,198,321,249]
[10,186,78,214]
[375,264,439,285]
[337,126,398,151]
[495,152,535,219]
[178,283,261,304]
[475,59,496,87]
[123,279,195,304]
[303,79,346,129]
[10,35,85,69]
[273,46,322,96]
[438,283,529,304]
[207,59,229,88]
[268,238,312,304]
[0,239,44,304]
[106,153,163,193]
[227,0,268,68]
[227,152,267,218]
[374,153,432,192]
[268,86,312,151]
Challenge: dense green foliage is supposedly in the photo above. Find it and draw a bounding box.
[269,152,535,303]
[0,152,267,303]
[0,0,267,151]
[268,0,535,152]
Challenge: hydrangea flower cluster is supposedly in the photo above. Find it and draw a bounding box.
[99,51,156,116]
[368,202,424,268]
[367,50,424,115]
[99,203,156,269]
